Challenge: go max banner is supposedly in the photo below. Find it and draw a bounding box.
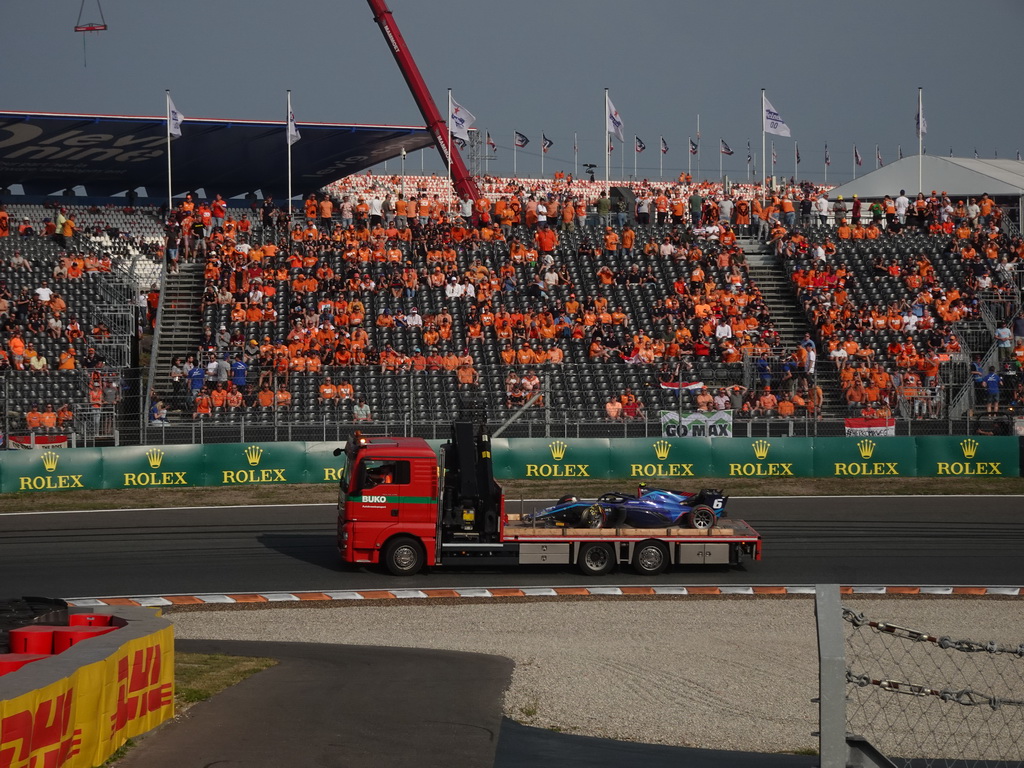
[659,410,733,437]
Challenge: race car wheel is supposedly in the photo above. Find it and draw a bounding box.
[632,540,669,576]
[383,536,425,576]
[577,542,615,576]
[578,504,606,529]
[687,505,717,530]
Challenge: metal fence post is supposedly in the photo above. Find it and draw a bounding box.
[816,584,846,768]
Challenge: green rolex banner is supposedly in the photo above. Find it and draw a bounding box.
[490,437,611,480]
[915,436,1019,477]
[0,447,104,493]
[813,437,918,478]
[710,437,815,478]
[613,438,716,481]
[202,442,309,486]
[103,444,205,489]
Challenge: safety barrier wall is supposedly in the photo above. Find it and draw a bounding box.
[0,437,1020,491]
[0,606,174,768]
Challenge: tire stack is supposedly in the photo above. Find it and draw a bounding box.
[0,597,68,653]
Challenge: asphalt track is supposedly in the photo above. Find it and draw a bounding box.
[1,496,1022,598]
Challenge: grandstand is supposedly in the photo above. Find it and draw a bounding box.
[0,174,1021,446]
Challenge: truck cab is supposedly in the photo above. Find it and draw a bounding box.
[337,423,504,575]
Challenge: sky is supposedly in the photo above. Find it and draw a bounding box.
[3,0,1023,186]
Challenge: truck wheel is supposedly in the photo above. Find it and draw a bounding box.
[632,540,669,576]
[383,537,424,576]
[687,505,716,530]
[577,542,615,576]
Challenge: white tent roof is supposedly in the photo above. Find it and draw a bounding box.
[828,156,1024,200]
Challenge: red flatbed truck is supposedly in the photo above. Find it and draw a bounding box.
[336,423,762,577]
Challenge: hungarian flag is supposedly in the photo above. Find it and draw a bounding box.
[720,139,734,155]
[514,131,529,148]
[635,136,646,153]
[844,417,896,437]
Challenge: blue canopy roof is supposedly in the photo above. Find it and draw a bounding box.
[0,111,433,197]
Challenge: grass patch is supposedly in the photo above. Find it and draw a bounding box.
[104,652,277,766]
[174,652,277,708]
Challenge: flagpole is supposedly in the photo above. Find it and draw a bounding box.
[687,136,692,179]
[771,140,775,181]
[541,130,545,178]
[604,88,610,190]
[719,139,723,182]
[853,145,857,180]
[513,131,517,177]
[659,136,663,180]
[824,144,828,184]
[917,86,923,194]
[696,114,701,182]
[165,90,173,213]
[794,143,797,183]
[446,89,453,212]
[574,132,578,178]
[287,90,294,220]
[633,135,637,180]
[760,90,765,203]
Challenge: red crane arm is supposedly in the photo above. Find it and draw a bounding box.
[366,0,480,202]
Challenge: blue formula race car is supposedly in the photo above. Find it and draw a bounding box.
[523,485,728,530]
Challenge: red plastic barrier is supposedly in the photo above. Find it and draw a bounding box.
[52,625,117,653]
[8,626,57,654]
[69,613,113,627]
[0,653,49,676]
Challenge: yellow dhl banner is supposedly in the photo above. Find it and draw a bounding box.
[0,626,174,768]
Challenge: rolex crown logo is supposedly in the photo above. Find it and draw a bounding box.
[857,439,876,460]
[653,440,672,461]
[752,440,771,461]
[41,451,60,472]
[548,440,567,461]
[146,448,165,469]
[960,439,979,459]
[244,445,265,466]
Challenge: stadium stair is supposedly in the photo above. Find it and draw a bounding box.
[742,245,845,417]
[152,263,205,400]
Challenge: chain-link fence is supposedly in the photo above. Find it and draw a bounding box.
[843,605,1024,767]
[0,363,1001,448]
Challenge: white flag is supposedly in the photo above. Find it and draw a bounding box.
[167,96,185,138]
[607,96,624,142]
[762,94,791,137]
[449,98,476,141]
[915,106,927,138]
[287,108,301,146]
